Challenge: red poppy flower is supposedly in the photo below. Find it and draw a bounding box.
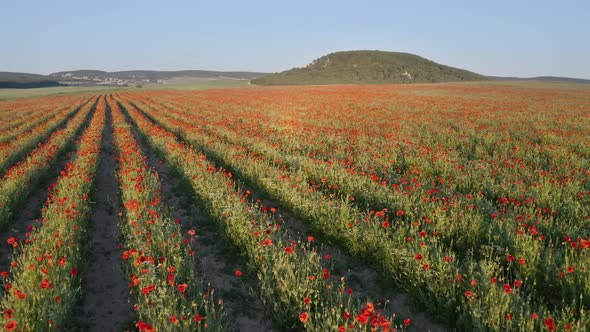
[141,284,155,295]
[177,283,188,293]
[136,321,154,331]
[544,317,556,331]
[168,273,175,285]
[356,314,369,324]
[40,279,51,289]
[4,320,16,331]
[299,312,309,324]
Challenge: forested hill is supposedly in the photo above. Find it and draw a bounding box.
[251,50,488,85]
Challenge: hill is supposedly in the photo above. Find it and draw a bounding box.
[251,50,488,85]
[0,70,268,89]
[49,70,267,85]
[0,72,62,88]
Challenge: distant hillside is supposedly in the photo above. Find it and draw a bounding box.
[0,72,62,88]
[0,70,268,89]
[488,76,590,84]
[49,70,267,83]
[251,50,488,85]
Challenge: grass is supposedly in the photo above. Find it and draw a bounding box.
[0,79,251,100]
[2,79,588,102]
[143,79,251,90]
[0,86,117,100]
[461,80,590,89]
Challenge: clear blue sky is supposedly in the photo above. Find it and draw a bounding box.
[1,0,589,78]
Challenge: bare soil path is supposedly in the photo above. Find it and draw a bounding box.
[127,100,447,331]
[0,105,95,274]
[0,165,65,273]
[0,105,94,271]
[78,104,135,331]
[127,113,277,332]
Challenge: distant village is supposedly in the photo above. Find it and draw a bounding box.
[55,72,163,87]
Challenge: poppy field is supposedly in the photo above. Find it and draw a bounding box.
[0,83,589,331]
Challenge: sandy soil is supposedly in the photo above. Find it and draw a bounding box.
[0,168,63,273]
[78,106,135,331]
[128,119,277,332]
[257,195,448,332]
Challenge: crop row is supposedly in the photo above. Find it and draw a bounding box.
[109,96,224,331]
[116,96,405,331]
[0,95,82,132]
[0,97,92,176]
[133,95,590,312]
[0,96,88,144]
[0,97,97,228]
[121,91,588,331]
[0,96,106,330]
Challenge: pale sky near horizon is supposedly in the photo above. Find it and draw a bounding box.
[1,0,589,78]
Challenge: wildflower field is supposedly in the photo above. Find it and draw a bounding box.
[0,83,589,331]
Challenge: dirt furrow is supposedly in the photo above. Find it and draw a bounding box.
[0,102,96,274]
[127,99,446,331]
[254,193,446,332]
[125,110,277,332]
[0,156,71,273]
[78,103,135,331]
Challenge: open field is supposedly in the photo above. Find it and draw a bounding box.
[0,79,251,101]
[0,86,117,101]
[0,82,589,331]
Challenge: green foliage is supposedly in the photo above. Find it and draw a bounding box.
[252,50,489,85]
